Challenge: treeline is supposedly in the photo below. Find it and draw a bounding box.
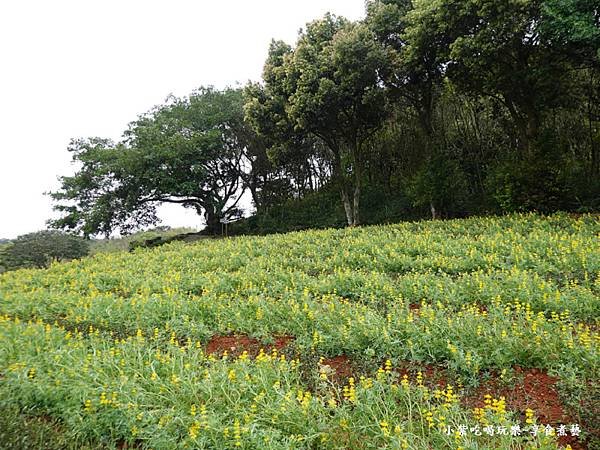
[50,0,600,236]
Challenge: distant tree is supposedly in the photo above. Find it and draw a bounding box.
[1,231,89,270]
[49,87,257,236]
[0,242,11,273]
[245,15,390,226]
[48,137,154,238]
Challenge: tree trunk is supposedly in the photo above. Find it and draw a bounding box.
[505,97,540,157]
[341,188,354,226]
[430,202,438,220]
[352,183,360,226]
[588,71,599,176]
[418,98,439,221]
[352,149,362,226]
[203,205,221,235]
[248,177,259,210]
[331,146,355,227]
[525,112,540,157]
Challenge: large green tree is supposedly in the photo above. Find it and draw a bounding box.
[366,0,452,218]
[403,0,585,155]
[244,79,330,208]
[245,15,390,226]
[50,87,254,236]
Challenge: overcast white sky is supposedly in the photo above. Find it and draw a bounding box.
[0,0,364,239]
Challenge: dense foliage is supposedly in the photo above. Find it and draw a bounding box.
[1,214,598,448]
[49,88,261,236]
[48,0,599,236]
[0,230,89,271]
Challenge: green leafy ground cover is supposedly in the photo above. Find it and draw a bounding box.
[0,213,598,449]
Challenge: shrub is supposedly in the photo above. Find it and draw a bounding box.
[1,230,89,271]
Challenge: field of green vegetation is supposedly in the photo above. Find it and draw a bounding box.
[0,214,598,449]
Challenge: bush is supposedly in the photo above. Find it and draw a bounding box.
[0,242,11,273]
[486,137,600,214]
[1,230,89,271]
[229,184,419,235]
[406,154,471,218]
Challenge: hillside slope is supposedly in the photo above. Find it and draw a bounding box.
[0,213,598,449]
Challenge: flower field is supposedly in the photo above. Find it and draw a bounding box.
[0,213,598,449]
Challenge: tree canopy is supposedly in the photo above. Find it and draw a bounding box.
[49,1,599,236]
[245,14,391,226]
[50,88,255,236]
[0,231,89,271]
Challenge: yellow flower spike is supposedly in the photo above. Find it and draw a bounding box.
[425,411,435,428]
[136,328,143,341]
[416,371,424,387]
[401,374,409,388]
[379,420,390,437]
[525,408,535,424]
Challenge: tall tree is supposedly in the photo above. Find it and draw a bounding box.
[403,0,580,156]
[246,15,390,226]
[50,87,252,236]
[366,0,451,217]
[244,80,330,208]
[49,138,157,237]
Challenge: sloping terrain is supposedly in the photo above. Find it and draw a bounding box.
[0,213,598,449]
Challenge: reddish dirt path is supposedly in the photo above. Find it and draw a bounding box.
[321,355,353,381]
[206,334,294,357]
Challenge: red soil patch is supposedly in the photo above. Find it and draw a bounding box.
[273,335,295,348]
[409,302,421,312]
[206,335,259,355]
[462,367,585,449]
[116,440,142,450]
[464,367,568,422]
[321,355,353,381]
[206,334,294,357]
[392,362,587,448]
